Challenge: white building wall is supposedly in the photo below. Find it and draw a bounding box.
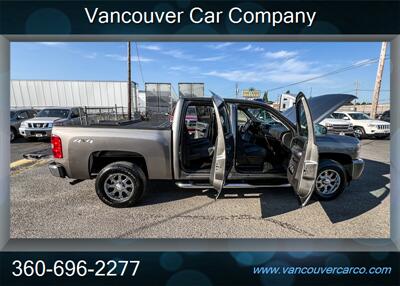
[10,80,142,109]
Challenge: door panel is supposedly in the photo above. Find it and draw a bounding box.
[287,93,319,206]
[209,93,234,198]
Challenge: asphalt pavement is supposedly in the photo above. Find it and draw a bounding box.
[10,139,390,239]
[11,137,50,162]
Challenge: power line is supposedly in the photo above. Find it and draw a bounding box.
[134,42,145,85]
[267,56,389,93]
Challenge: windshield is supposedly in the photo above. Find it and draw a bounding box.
[37,109,69,118]
[348,113,370,120]
[10,111,16,118]
[248,108,281,125]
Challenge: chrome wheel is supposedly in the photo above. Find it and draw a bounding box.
[103,173,135,202]
[315,169,341,196]
[354,128,363,139]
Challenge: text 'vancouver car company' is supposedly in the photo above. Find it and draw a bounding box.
[47,93,365,208]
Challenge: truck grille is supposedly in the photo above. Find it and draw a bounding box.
[331,124,352,131]
[28,123,49,128]
[377,125,389,130]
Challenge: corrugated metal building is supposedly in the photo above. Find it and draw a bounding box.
[10,80,146,111]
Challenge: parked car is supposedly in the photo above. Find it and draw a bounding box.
[48,93,364,208]
[332,111,390,139]
[319,115,354,136]
[379,110,390,122]
[10,108,37,142]
[19,107,84,140]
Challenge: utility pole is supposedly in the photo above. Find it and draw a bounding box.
[354,80,359,110]
[371,42,387,119]
[127,41,132,120]
[235,83,239,98]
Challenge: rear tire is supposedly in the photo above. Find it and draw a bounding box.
[95,161,147,208]
[314,160,347,201]
[353,126,365,139]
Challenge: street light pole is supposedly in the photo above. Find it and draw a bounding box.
[127,41,132,120]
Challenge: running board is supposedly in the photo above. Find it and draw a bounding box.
[175,182,291,189]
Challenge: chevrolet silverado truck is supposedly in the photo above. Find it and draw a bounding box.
[48,93,364,208]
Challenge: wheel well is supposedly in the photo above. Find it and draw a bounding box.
[10,126,17,132]
[319,152,353,179]
[89,151,148,178]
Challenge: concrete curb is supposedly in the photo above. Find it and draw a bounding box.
[10,159,35,170]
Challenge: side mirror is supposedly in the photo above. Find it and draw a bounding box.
[343,116,350,120]
[315,124,327,135]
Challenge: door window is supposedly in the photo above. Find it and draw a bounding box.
[183,104,213,139]
[18,111,28,119]
[217,104,230,135]
[247,107,287,127]
[297,101,308,137]
[332,113,345,119]
[70,109,80,118]
[237,109,249,127]
[28,110,37,118]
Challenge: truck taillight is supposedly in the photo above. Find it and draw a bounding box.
[51,135,63,159]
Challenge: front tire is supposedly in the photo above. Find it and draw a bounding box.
[10,127,17,142]
[314,160,347,201]
[95,161,147,208]
[353,126,365,139]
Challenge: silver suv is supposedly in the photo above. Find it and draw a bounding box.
[19,107,84,140]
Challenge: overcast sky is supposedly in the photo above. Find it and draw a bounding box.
[11,41,390,103]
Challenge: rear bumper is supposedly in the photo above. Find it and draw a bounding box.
[351,159,364,180]
[48,162,66,178]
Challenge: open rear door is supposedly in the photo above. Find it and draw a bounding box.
[210,93,234,198]
[287,93,319,207]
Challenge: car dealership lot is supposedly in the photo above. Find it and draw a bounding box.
[10,139,389,239]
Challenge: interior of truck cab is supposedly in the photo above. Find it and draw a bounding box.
[235,105,291,174]
[180,101,292,175]
[181,103,217,172]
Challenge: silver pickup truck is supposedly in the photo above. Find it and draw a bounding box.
[49,93,364,208]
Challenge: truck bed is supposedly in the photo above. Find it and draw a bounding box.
[54,117,171,130]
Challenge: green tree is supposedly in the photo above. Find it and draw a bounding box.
[263,91,269,103]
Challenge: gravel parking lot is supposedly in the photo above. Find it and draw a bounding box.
[10,139,390,239]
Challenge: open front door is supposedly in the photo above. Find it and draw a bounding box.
[287,93,319,207]
[210,93,234,198]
